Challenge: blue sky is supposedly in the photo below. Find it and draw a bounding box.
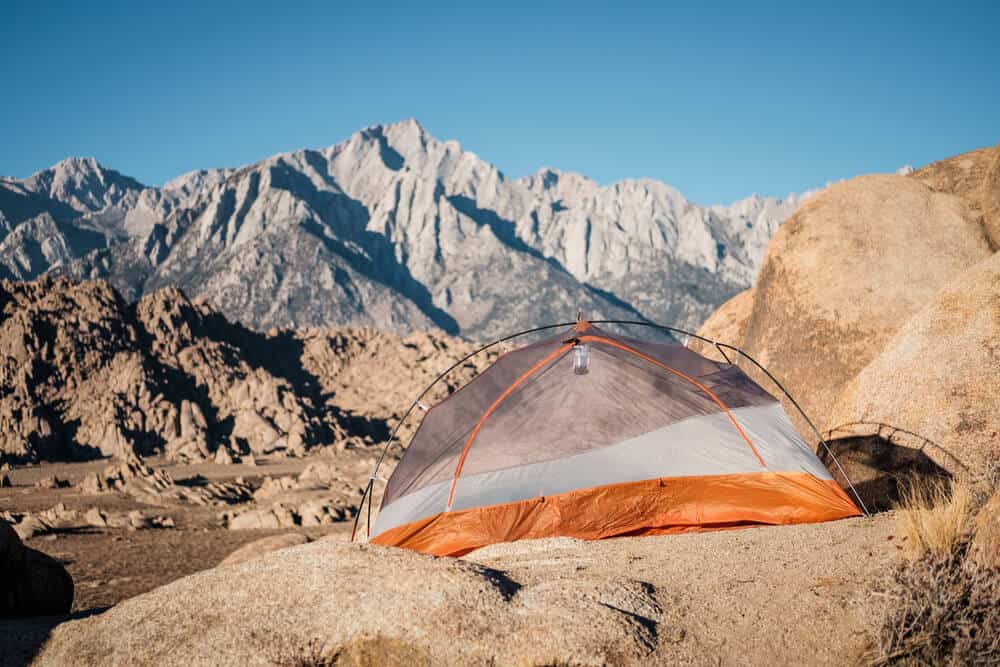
[2,1,997,204]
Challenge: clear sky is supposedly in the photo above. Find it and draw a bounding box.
[2,1,997,204]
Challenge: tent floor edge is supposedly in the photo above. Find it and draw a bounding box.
[370,471,861,557]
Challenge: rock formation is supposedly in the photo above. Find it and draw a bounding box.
[2,120,812,338]
[34,540,660,665]
[0,277,490,464]
[695,142,1000,481]
[78,454,254,506]
[829,252,1000,475]
[2,504,175,539]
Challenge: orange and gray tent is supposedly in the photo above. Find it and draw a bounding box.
[364,321,862,557]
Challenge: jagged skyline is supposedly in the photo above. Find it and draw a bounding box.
[3,2,997,204]
[0,120,808,337]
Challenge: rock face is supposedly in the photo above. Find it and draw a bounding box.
[0,277,490,463]
[2,120,812,338]
[739,174,991,423]
[0,519,74,616]
[35,540,660,666]
[829,252,1000,475]
[688,287,754,361]
[912,142,1000,246]
[695,143,1000,480]
[0,158,181,281]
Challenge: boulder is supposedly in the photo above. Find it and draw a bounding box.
[0,520,74,616]
[829,253,1000,476]
[233,410,282,454]
[298,460,341,485]
[213,446,234,465]
[912,142,1000,245]
[722,175,993,429]
[35,540,658,665]
[34,475,70,490]
[219,533,312,566]
[692,287,754,361]
[83,508,108,528]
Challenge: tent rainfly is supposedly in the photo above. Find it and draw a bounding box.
[362,321,863,557]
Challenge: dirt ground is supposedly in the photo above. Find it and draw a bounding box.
[1,456,358,612]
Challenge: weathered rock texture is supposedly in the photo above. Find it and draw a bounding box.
[829,252,1000,475]
[218,533,312,566]
[35,540,662,665]
[0,277,490,464]
[34,516,897,666]
[696,143,1000,479]
[912,141,1000,247]
[688,287,754,360]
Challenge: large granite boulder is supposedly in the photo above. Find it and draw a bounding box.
[737,174,991,425]
[829,252,1000,477]
[35,540,659,666]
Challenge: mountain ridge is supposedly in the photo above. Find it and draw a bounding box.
[1,120,813,338]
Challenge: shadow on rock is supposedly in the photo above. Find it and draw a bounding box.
[820,432,952,512]
[0,608,108,667]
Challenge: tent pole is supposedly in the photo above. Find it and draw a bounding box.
[714,342,872,518]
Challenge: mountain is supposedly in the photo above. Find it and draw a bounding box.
[1,120,810,339]
[0,158,182,280]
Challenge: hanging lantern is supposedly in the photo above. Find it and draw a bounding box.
[573,343,589,375]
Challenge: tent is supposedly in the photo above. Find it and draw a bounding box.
[365,321,863,557]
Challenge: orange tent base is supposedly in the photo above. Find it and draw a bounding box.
[370,472,861,557]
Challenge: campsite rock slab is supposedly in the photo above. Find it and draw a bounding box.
[34,516,897,666]
[34,540,662,666]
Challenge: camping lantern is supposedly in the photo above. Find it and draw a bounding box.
[573,342,589,375]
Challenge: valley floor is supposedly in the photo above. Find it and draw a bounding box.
[0,457,355,611]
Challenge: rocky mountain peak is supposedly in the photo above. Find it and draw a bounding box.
[23,157,146,214]
[2,121,824,338]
